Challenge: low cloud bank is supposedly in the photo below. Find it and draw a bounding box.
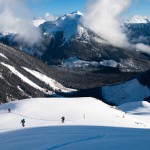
[136,43,150,54]
[84,0,131,48]
[0,0,42,45]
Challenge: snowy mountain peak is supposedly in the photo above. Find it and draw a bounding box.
[64,11,83,17]
[57,11,82,23]
[70,11,83,16]
[40,11,85,44]
[33,18,45,27]
[126,15,150,24]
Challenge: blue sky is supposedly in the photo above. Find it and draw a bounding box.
[127,0,150,17]
[27,0,150,17]
[27,0,86,16]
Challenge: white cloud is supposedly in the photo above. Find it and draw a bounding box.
[84,0,131,48]
[136,43,150,54]
[0,0,42,45]
[44,12,57,21]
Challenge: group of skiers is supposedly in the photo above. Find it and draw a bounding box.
[8,108,26,127]
[7,108,65,127]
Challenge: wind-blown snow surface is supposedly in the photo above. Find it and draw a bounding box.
[0,98,150,150]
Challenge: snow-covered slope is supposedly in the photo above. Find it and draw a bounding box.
[125,15,150,48]
[0,53,8,59]
[0,97,150,150]
[23,67,76,93]
[126,15,150,24]
[1,125,150,150]
[102,78,150,105]
[118,101,150,128]
[32,18,45,27]
[1,97,147,130]
[40,11,88,44]
[1,62,46,92]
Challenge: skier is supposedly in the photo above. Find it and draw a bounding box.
[8,108,11,113]
[61,116,65,123]
[21,119,25,127]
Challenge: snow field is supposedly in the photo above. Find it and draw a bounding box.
[0,97,149,133]
[0,98,150,150]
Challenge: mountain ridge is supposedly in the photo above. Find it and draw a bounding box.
[0,12,149,73]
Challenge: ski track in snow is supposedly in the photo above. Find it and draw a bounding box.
[0,126,150,150]
[47,135,104,150]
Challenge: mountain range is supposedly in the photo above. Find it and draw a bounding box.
[0,12,150,72]
[0,11,150,104]
[0,42,149,105]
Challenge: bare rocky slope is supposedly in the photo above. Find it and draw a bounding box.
[0,43,142,103]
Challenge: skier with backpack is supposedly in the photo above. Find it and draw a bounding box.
[21,119,25,127]
[61,116,65,123]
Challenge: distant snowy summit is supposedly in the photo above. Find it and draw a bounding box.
[33,12,58,27]
[125,15,150,24]
[39,11,85,44]
[124,15,150,52]
[33,18,45,27]
[33,11,83,27]
[61,11,83,18]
